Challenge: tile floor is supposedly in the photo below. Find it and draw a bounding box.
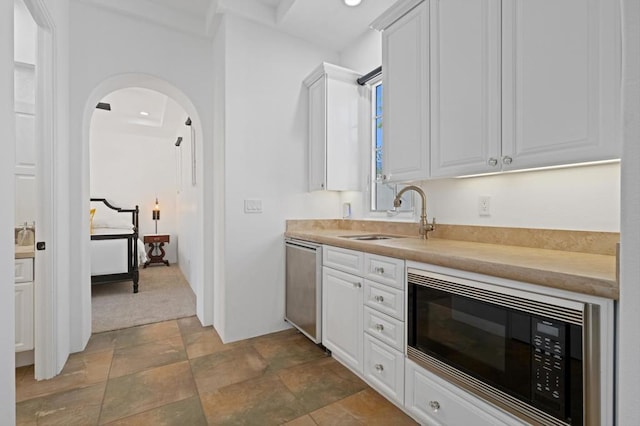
[16,317,418,425]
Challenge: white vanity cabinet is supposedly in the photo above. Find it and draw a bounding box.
[304,63,361,191]
[14,258,34,352]
[374,0,621,180]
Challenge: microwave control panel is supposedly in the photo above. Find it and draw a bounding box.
[532,318,566,415]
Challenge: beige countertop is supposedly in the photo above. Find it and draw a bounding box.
[15,245,35,259]
[285,225,619,300]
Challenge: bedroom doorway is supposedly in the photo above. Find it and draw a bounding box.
[88,84,203,333]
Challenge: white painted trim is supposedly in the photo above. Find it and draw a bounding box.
[370,0,425,32]
[22,0,59,381]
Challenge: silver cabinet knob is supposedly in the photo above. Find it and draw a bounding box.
[374,295,384,303]
[502,156,513,165]
[374,266,385,274]
[374,364,384,372]
[429,400,440,412]
[488,157,498,167]
[375,323,384,332]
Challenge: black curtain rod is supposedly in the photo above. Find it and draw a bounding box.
[357,66,382,85]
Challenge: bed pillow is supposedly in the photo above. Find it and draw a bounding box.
[91,205,135,230]
[90,208,96,234]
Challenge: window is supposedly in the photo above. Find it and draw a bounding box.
[370,80,413,213]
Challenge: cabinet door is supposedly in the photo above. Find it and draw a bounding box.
[501,0,621,170]
[430,0,501,177]
[308,76,327,191]
[15,282,34,352]
[382,2,429,183]
[322,266,363,374]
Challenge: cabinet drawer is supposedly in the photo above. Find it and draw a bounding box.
[14,258,33,283]
[364,253,404,289]
[15,281,34,352]
[364,334,404,405]
[405,360,519,426]
[323,246,364,275]
[364,306,404,351]
[364,280,404,321]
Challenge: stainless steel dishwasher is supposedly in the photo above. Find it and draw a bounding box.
[285,238,322,344]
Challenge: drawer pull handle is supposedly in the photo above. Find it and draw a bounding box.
[352,282,362,288]
[374,295,384,303]
[374,266,385,274]
[429,401,440,412]
[375,323,384,332]
[374,364,384,372]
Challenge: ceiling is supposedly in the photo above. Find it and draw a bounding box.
[79,0,397,52]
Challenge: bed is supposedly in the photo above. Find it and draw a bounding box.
[90,198,147,293]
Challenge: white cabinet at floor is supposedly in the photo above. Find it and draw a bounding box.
[322,245,405,405]
[304,63,361,191]
[14,258,34,352]
[405,359,524,426]
[376,0,429,183]
[322,247,364,374]
[374,0,621,180]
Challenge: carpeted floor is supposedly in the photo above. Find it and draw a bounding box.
[91,264,196,333]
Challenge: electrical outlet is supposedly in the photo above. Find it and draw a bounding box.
[478,196,491,216]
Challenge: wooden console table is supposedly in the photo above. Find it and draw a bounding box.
[143,234,170,268]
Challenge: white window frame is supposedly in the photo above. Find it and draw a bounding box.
[365,77,415,220]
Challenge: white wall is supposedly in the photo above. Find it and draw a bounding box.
[69,0,214,351]
[90,92,188,264]
[217,14,342,342]
[421,163,620,232]
[339,29,382,74]
[176,119,198,288]
[1,1,16,422]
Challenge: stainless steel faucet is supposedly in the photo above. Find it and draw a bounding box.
[393,185,436,239]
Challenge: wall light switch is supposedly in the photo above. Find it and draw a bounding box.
[244,199,263,213]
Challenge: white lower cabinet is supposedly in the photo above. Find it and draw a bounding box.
[364,333,404,405]
[322,265,364,374]
[405,359,523,426]
[14,258,34,352]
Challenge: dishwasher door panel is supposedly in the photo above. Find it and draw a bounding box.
[285,241,322,343]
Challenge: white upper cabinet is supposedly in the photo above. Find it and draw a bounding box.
[375,0,621,180]
[501,0,621,171]
[375,0,429,183]
[304,63,361,191]
[429,0,501,177]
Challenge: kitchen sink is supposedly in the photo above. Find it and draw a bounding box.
[340,234,404,241]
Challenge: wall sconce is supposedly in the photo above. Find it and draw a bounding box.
[152,197,160,233]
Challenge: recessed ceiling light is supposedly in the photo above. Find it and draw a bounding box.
[344,0,362,6]
[140,111,149,116]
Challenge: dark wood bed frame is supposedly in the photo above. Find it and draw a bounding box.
[90,198,140,293]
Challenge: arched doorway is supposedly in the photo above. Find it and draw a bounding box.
[74,74,209,350]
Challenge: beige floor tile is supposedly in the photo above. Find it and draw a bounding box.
[309,388,417,426]
[200,373,306,425]
[114,320,181,349]
[251,330,326,373]
[16,382,106,426]
[109,334,187,378]
[277,357,367,413]
[99,361,197,424]
[283,414,318,426]
[183,328,248,360]
[103,396,206,426]
[177,316,211,337]
[16,349,113,402]
[84,330,119,354]
[190,346,268,395]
